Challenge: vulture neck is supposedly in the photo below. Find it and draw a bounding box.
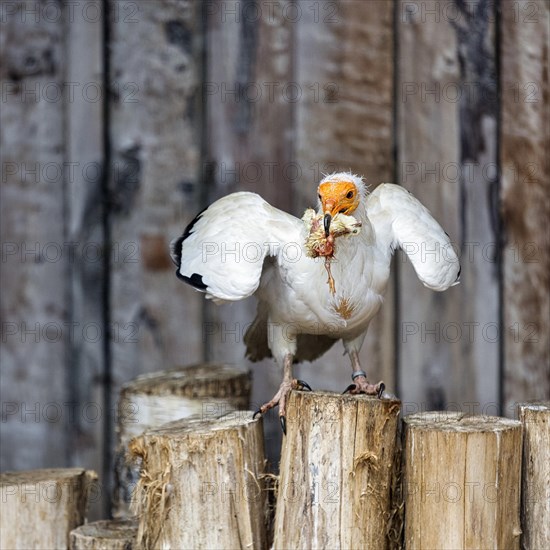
[334,202,373,257]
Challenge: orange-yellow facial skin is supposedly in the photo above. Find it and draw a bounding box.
[318,180,360,217]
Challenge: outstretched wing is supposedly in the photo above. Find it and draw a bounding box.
[366,183,460,291]
[170,192,302,302]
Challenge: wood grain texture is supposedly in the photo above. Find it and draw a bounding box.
[70,519,137,550]
[274,391,401,549]
[293,0,396,396]
[0,468,97,550]
[500,0,550,415]
[397,0,499,414]
[108,0,203,471]
[113,364,251,517]
[0,0,68,471]
[130,413,267,549]
[518,402,550,550]
[403,412,522,549]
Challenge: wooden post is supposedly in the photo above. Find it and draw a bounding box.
[0,468,97,550]
[70,519,137,550]
[129,412,267,549]
[113,363,251,517]
[403,412,523,549]
[273,391,401,550]
[518,401,550,549]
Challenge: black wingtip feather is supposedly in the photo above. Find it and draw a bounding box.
[170,234,185,268]
[177,271,207,291]
[170,206,208,269]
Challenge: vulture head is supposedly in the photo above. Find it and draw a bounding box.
[317,172,365,236]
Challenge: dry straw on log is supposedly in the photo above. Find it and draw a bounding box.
[113,363,251,517]
[518,401,549,550]
[70,519,137,550]
[273,391,401,550]
[0,468,97,550]
[403,411,522,549]
[129,412,267,549]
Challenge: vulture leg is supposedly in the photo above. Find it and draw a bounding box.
[253,353,311,434]
[343,349,385,398]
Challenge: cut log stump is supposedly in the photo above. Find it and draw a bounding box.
[70,519,137,550]
[113,363,251,517]
[273,391,401,550]
[518,401,550,550]
[0,468,97,550]
[129,411,267,549]
[403,411,522,549]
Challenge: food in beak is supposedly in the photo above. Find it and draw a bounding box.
[302,209,361,295]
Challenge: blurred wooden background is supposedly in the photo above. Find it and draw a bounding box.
[1,0,548,514]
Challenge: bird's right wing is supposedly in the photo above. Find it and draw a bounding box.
[366,183,460,291]
[170,192,303,302]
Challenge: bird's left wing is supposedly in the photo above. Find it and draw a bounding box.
[366,183,460,291]
[170,192,303,302]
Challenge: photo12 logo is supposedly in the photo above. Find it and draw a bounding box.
[0,2,140,24]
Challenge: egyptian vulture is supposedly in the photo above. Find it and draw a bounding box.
[171,173,460,432]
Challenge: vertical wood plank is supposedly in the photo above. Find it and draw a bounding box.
[293,0,395,393]
[0,0,68,470]
[108,0,203,474]
[397,0,499,414]
[64,0,106,503]
[205,0,294,209]
[204,0,296,461]
[500,0,550,413]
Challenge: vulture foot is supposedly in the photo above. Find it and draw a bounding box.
[252,378,312,435]
[343,377,385,399]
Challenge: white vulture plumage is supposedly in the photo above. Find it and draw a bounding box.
[171,173,460,432]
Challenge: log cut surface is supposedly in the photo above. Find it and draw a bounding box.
[70,519,137,550]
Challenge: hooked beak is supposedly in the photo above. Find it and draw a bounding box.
[322,197,337,237]
[324,213,332,237]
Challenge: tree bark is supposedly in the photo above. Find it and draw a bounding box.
[403,411,523,549]
[518,401,550,550]
[273,391,401,550]
[113,363,251,517]
[70,519,137,550]
[0,468,97,550]
[129,412,266,549]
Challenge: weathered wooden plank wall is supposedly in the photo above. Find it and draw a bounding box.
[107,0,204,489]
[1,0,69,470]
[500,0,550,414]
[1,0,548,515]
[397,0,500,414]
[65,0,106,518]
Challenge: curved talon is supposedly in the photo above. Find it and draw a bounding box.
[252,409,262,420]
[296,379,312,392]
[377,383,386,399]
[280,415,287,435]
[343,383,356,395]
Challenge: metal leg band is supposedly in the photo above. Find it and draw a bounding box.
[351,370,367,381]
